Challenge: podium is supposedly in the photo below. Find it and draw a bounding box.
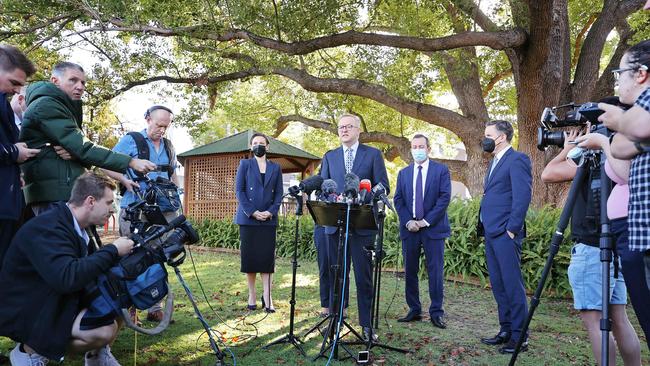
[304,200,376,361]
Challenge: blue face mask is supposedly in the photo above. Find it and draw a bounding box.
[411,149,428,163]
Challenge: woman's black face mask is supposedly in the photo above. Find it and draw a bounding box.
[252,144,267,157]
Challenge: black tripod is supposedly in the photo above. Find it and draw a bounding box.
[509,151,613,366]
[264,194,306,355]
[173,266,228,365]
[346,200,410,357]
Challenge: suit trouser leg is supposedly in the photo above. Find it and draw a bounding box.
[326,231,350,312]
[402,235,422,314]
[485,236,512,334]
[422,238,445,317]
[491,233,528,342]
[350,233,374,328]
[314,226,330,308]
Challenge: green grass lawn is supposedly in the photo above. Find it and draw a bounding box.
[1,248,648,365]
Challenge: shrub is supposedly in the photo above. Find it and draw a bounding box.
[193,198,574,297]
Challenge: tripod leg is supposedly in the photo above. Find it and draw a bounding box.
[173,267,226,364]
[509,165,589,366]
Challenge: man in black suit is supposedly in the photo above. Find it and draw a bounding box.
[319,113,389,340]
[0,45,37,270]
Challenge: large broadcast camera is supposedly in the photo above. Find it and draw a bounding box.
[86,173,199,337]
[536,102,606,150]
[123,175,199,267]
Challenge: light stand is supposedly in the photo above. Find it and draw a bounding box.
[264,193,306,355]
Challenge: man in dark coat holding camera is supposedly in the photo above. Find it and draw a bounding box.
[0,172,134,365]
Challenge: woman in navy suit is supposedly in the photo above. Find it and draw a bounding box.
[234,133,283,312]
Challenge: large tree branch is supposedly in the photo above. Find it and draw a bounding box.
[571,0,645,102]
[0,13,77,37]
[450,0,499,32]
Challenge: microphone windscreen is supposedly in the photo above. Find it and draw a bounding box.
[344,172,360,197]
[359,179,371,192]
[321,179,338,195]
[300,175,324,194]
[371,182,386,195]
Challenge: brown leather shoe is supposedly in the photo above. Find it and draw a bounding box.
[147,310,164,322]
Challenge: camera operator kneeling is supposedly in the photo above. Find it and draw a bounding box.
[541,127,641,365]
[0,172,134,365]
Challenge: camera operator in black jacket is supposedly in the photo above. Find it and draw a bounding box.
[0,172,134,365]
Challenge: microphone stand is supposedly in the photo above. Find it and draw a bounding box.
[264,193,306,355]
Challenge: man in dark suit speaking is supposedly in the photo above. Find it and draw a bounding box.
[393,134,451,329]
[319,113,389,340]
[478,120,532,354]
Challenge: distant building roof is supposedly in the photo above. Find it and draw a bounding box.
[177,129,321,175]
[178,129,320,160]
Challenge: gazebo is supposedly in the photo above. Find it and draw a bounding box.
[177,129,322,221]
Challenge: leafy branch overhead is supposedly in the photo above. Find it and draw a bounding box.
[1,0,648,205]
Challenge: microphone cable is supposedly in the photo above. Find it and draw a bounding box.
[326,201,352,366]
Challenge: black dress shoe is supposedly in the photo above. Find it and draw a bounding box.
[362,327,378,342]
[498,339,528,354]
[430,316,447,329]
[397,312,422,322]
[246,304,257,311]
[480,331,511,345]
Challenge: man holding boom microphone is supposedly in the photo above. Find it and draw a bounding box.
[318,113,389,340]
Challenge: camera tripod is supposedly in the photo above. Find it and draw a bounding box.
[509,150,614,366]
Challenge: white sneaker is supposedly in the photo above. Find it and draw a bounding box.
[84,345,121,366]
[9,344,49,366]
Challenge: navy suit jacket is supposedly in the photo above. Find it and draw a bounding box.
[234,158,284,226]
[0,93,23,220]
[394,160,451,240]
[319,143,389,235]
[478,148,532,239]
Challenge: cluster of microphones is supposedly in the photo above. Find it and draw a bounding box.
[288,173,393,210]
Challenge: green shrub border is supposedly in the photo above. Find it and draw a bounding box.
[193,198,573,297]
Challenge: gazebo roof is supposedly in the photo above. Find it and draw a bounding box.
[177,129,321,174]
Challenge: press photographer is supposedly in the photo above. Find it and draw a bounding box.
[0,172,134,365]
[540,98,642,365]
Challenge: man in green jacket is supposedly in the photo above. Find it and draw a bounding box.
[20,62,155,214]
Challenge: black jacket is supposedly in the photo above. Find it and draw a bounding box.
[0,203,119,361]
[0,92,23,220]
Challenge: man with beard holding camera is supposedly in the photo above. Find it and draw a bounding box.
[542,123,641,365]
[0,172,134,366]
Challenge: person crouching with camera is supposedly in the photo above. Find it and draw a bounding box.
[0,171,134,365]
[541,126,641,365]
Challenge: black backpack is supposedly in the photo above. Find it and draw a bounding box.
[120,132,176,195]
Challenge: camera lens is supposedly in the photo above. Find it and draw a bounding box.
[537,127,565,150]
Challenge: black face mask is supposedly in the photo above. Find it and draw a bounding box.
[481,137,496,153]
[252,144,267,157]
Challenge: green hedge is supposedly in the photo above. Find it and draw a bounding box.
[193,198,573,297]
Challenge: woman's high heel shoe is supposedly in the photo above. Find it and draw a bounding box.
[261,297,275,313]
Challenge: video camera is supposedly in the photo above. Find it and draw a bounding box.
[537,102,605,150]
[123,175,198,267]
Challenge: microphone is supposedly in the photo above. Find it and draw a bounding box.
[358,179,371,204]
[288,175,324,196]
[320,179,338,202]
[343,172,360,202]
[371,183,394,211]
